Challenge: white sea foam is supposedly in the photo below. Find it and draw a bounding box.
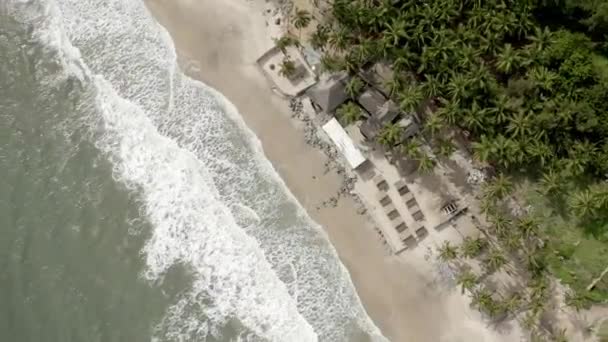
[20,0,389,340]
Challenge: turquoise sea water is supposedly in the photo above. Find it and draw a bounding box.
[0,0,386,341]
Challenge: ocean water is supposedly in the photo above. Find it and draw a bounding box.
[0,1,387,341]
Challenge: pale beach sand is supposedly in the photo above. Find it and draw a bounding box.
[143,0,522,340]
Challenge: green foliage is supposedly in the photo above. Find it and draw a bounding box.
[345,76,364,99]
[460,236,487,258]
[456,269,478,294]
[336,102,363,125]
[484,248,507,273]
[278,58,297,77]
[274,35,299,53]
[437,241,458,262]
[377,123,402,148]
[292,8,311,31]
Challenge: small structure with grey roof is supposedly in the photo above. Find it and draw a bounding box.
[307,72,350,114]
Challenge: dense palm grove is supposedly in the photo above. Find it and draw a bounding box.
[290,0,608,337]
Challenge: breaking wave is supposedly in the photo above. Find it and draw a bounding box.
[8,0,388,340]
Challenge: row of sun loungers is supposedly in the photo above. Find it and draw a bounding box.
[375,175,428,248]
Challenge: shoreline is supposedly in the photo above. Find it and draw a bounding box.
[143,0,523,340]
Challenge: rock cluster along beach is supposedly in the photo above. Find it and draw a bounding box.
[289,97,363,212]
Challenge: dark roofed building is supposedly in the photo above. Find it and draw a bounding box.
[307,72,349,114]
[357,88,386,117]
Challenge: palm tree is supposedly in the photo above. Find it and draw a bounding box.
[421,74,443,99]
[320,54,342,73]
[275,35,299,53]
[383,18,408,47]
[495,44,520,74]
[569,189,598,219]
[423,113,445,137]
[447,73,470,102]
[506,110,531,138]
[309,25,329,50]
[502,293,522,315]
[417,154,436,173]
[436,99,460,125]
[345,76,364,99]
[517,216,539,240]
[292,8,311,33]
[435,138,456,159]
[527,26,553,52]
[501,230,522,252]
[399,84,424,114]
[489,212,512,238]
[483,173,513,201]
[384,75,404,99]
[460,236,487,258]
[279,58,297,78]
[472,288,501,317]
[456,269,478,293]
[489,94,512,124]
[401,138,422,159]
[462,101,487,133]
[484,248,507,272]
[328,27,350,51]
[336,102,363,125]
[377,123,402,148]
[437,241,458,262]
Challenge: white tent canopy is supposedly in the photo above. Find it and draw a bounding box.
[322,118,367,169]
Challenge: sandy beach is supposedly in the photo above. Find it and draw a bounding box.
[143,0,522,340]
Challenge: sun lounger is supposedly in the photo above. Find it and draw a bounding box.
[401,191,415,202]
[386,207,400,220]
[402,234,417,246]
[393,218,407,233]
[405,197,418,209]
[394,179,410,195]
[415,226,428,238]
[412,210,425,222]
[377,191,392,206]
[373,174,388,191]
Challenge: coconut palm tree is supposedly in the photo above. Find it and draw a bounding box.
[309,24,330,50]
[336,102,363,125]
[421,74,443,99]
[488,93,512,125]
[472,288,502,317]
[438,241,458,262]
[279,58,297,77]
[456,269,478,293]
[517,216,539,240]
[506,110,531,138]
[484,248,507,272]
[423,113,445,137]
[292,8,311,33]
[483,173,513,201]
[328,27,351,51]
[527,26,553,52]
[345,76,364,99]
[377,123,402,148]
[383,18,408,47]
[399,84,424,113]
[436,99,460,125]
[446,73,470,102]
[569,189,598,219]
[275,35,299,53]
[502,293,522,315]
[401,138,422,159]
[417,154,436,173]
[434,138,456,158]
[460,236,487,258]
[320,54,342,73]
[462,101,487,133]
[496,44,520,74]
[489,212,512,238]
